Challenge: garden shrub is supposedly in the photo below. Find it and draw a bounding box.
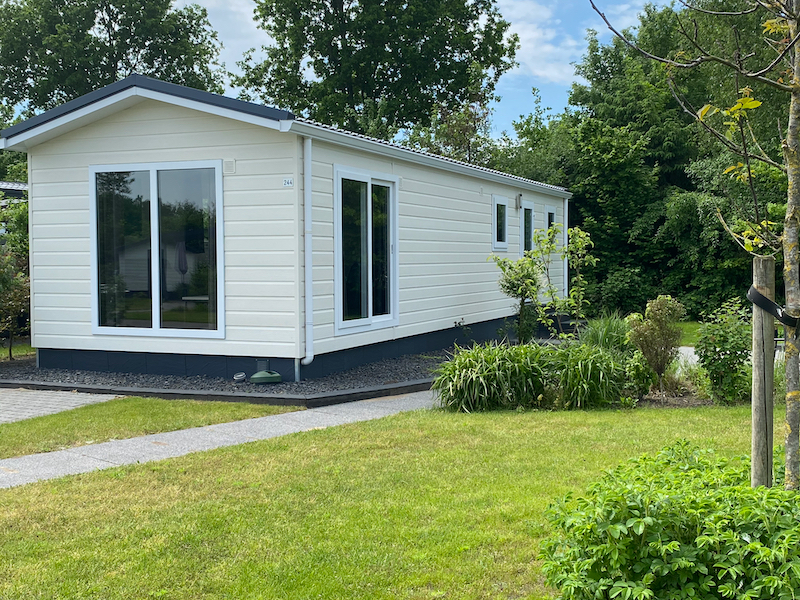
[541,441,800,600]
[550,343,625,409]
[627,295,685,392]
[695,299,751,404]
[432,342,550,412]
[581,314,656,399]
[624,349,657,398]
[580,312,632,355]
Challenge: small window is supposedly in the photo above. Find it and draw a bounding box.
[492,195,509,251]
[547,206,556,230]
[90,160,224,338]
[520,201,534,255]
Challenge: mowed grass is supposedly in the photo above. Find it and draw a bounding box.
[678,320,701,346]
[0,396,299,458]
[0,340,35,361]
[0,404,774,600]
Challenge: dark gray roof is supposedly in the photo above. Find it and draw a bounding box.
[0,181,27,198]
[1,74,294,140]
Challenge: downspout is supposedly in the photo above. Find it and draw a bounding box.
[563,195,569,299]
[300,135,314,373]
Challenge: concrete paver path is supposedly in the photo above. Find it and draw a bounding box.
[0,390,436,489]
[0,388,120,424]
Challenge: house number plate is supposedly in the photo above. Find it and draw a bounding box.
[283,178,294,187]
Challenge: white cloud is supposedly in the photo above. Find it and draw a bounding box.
[178,0,269,79]
[496,0,586,84]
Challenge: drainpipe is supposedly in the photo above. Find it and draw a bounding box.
[563,195,569,298]
[299,136,314,378]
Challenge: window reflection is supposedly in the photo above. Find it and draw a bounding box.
[96,171,152,327]
[158,168,217,330]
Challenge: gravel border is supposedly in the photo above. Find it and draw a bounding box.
[0,349,451,404]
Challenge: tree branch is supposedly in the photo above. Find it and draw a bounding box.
[588,0,794,92]
[666,79,788,172]
[676,0,760,16]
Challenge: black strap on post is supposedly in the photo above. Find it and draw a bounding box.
[747,285,799,329]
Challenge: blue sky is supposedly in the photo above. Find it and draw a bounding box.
[186,0,651,137]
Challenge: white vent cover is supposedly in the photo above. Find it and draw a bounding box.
[223,159,236,174]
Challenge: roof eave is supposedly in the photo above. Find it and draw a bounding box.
[288,120,572,199]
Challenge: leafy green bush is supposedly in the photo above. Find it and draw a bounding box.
[432,343,550,412]
[541,442,800,600]
[624,349,657,398]
[695,299,751,404]
[550,343,625,409]
[627,295,685,392]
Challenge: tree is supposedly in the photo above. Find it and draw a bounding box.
[234,0,518,138]
[0,0,224,114]
[590,0,800,489]
[0,104,26,182]
[402,63,497,164]
[0,196,28,359]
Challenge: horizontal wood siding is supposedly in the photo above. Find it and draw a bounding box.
[309,141,568,355]
[29,99,300,358]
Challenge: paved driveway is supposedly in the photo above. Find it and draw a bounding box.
[0,388,120,424]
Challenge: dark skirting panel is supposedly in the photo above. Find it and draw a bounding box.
[37,317,508,381]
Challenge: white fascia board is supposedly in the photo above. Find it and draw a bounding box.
[288,120,572,200]
[3,87,285,152]
[2,88,143,151]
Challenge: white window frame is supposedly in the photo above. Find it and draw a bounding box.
[492,195,509,251]
[333,165,399,336]
[520,199,535,256]
[89,159,225,339]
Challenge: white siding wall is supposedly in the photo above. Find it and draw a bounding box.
[309,141,568,355]
[29,99,301,358]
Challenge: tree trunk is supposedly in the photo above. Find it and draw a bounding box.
[751,256,775,487]
[782,34,800,489]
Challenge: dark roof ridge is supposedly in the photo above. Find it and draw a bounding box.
[1,74,295,140]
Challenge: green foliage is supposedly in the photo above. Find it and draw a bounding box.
[626,349,658,398]
[551,343,625,410]
[0,0,223,114]
[695,299,752,405]
[235,0,518,138]
[580,312,632,354]
[0,198,28,273]
[402,63,497,165]
[541,441,800,600]
[433,340,632,412]
[0,252,29,359]
[432,342,549,412]
[627,295,685,392]
[490,250,543,344]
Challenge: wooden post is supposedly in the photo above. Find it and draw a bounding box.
[752,256,775,487]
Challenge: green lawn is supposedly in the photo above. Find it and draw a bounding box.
[0,339,35,361]
[0,396,298,459]
[678,320,701,346]
[0,404,773,599]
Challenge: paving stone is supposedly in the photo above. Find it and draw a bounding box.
[0,390,437,489]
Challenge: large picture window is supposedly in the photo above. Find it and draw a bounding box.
[335,166,398,334]
[91,160,224,338]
